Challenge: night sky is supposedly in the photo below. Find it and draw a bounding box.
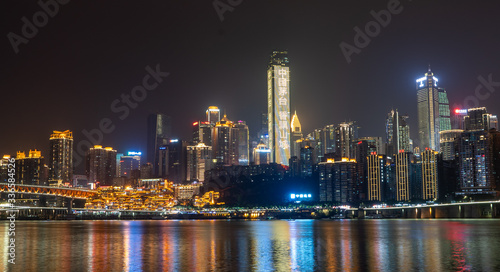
[2,1,500,172]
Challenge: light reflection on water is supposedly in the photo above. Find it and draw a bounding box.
[1,219,500,271]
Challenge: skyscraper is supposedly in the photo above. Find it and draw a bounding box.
[335,122,358,159]
[367,154,387,201]
[15,150,45,185]
[395,151,411,202]
[147,113,171,176]
[158,139,187,183]
[192,121,212,146]
[421,148,439,201]
[268,50,290,166]
[386,109,411,155]
[212,115,233,165]
[85,145,117,186]
[318,158,357,203]
[417,66,449,150]
[118,152,141,178]
[48,130,73,186]
[290,111,303,158]
[186,142,212,182]
[438,88,452,131]
[230,120,249,165]
[439,129,463,161]
[206,106,221,124]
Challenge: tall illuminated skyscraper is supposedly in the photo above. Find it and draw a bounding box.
[268,50,290,166]
[335,122,358,159]
[206,106,221,124]
[186,143,212,182]
[417,66,450,150]
[48,130,73,186]
[212,114,233,165]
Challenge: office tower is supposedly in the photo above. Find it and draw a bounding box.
[268,50,291,166]
[206,106,220,124]
[115,153,123,177]
[253,140,271,165]
[417,66,449,150]
[321,124,336,157]
[439,129,463,161]
[386,109,411,155]
[158,139,187,183]
[318,158,357,203]
[48,130,73,186]
[464,107,488,131]
[147,113,171,176]
[290,111,303,158]
[15,150,44,185]
[192,121,212,145]
[489,115,499,130]
[452,109,468,129]
[421,149,439,201]
[355,137,383,201]
[367,154,387,201]
[299,144,315,178]
[457,130,498,197]
[395,151,412,202]
[186,143,212,182]
[484,113,498,130]
[119,152,141,178]
[231,120,249,165]
[438,88,452,131]
[335,122,358,159]
[85,145,117,186]
[212,115,233,165]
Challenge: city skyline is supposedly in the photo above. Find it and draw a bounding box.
[2,1,500,163]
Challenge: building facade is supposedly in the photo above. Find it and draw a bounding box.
[48,130,73,186]
[268,50,291,166]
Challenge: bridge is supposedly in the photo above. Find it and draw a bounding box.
[347,200,500,219]
[0,183,97,199]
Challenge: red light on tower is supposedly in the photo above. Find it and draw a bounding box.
[193,122,198,126]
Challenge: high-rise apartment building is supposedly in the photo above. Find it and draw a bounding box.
[15,150,45,185]
[118,152,141,178]
[421,148,439,200]
[48,130,73,186]
[367,154,387,201]
[85,145,117,186]
[318,158,357,204]
[230,121,250,165]
[186,143,212,182]
[147,113,171,176]
[268,50,291,166]
[212,115,233,165]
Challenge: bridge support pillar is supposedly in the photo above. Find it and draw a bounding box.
[67,198,74,214]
